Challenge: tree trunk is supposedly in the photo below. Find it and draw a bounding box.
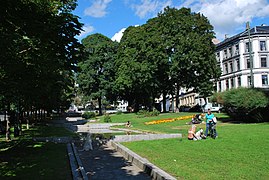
[162,90,167,113]
[98,96,102,116]
[175,84,180,110]
[134,102,139,113]
[6,120,11,141]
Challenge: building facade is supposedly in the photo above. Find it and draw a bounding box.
[216,25,269,92]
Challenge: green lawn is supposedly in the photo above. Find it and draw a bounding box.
[98,112,269,179]
[122,122,269,179]
[100,112,228,134]
[0,125,74,180]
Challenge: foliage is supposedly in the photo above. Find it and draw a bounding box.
[114,7,220,111]
[116,110,123,115]
[103,113,111,123]
[0,0,83,113]
[211,88,269,122]
[115,25,157,112]
[136,109,160,118]
[152,7,221,98]
[78,33,118,115]
[82,111,96,119]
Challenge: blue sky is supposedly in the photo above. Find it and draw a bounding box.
[73,0,269,42]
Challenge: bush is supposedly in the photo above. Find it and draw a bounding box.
[212,88,269,122]
[82,111,96,119]
[104,113,111,123]
[136,109,160,118]
[116,110,122,115]
[150,109,160,116]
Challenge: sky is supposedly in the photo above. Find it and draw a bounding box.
[73,0,269,42]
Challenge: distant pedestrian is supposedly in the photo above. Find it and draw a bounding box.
[205,109,218,138]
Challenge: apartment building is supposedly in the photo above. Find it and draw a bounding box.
[216,25,269,92]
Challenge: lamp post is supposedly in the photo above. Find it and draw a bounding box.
[246,22,254,88]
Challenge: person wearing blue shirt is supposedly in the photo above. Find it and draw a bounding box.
[205,108,215,137]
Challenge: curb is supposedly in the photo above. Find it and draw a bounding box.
[113,133,182,142]
[109,141,177,180]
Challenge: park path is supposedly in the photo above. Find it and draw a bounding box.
[65,117,151,180]
[76,142,150,180]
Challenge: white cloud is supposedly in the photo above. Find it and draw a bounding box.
[84,0,112,18]
[180,0,269,40]
[79,25,95,38]
[111,28,126,42]
[111,25,139,42]
[131,0,172,18]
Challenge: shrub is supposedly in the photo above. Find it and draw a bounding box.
[116,110,123,115]
[136,109,160,118]
[82,111,96,119]
[104,113,112,123]
[150,109,160,116]
[212,88,269,122]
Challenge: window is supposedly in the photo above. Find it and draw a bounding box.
[236,59,240,71]
[225,63,228,74]
[228,47,232,57]
[262,75,268,86]
[224,49,227,59]
[246,42,252,52]
[261,57,267,67]
[260,41,266,51]
[218,81,221,92]
[226,79,229,89]
[248,76,252,87]
[237,76,241,87]
[229,61,233,72]
[235,44,239,55]
[247,59,250,69]
[231,78,235,88]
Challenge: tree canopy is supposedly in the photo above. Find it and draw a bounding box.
[0,0,83,113]
[113,7,220,111]
[77,7,221,112]
[78,33,118,115]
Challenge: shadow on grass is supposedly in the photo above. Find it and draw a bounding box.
[0,139,71,180]
[217,117,243,124]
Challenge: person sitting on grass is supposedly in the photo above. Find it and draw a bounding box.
[125,121,132,128]
[194,128,206,140]
[188,125,197,140]
[187,113,205,125]
[188,125,205,141]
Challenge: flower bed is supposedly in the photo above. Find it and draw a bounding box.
[145,115,193,125]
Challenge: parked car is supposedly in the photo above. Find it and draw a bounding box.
[202,103,222,113]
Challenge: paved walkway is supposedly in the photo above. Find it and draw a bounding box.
[64,117,150,179]
[76,142,150,180]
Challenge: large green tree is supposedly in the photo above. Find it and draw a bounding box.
[78,33,118,115]
[115,26,158,111]
[0,0,83,115]
[145,7,221,109]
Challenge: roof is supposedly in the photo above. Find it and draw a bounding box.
[216,25,269,48]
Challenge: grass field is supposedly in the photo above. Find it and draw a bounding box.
[0,125,74,179]
[99,112,229,134]
[100,112,269,179]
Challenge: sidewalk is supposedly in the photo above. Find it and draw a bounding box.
[76,142,150,180]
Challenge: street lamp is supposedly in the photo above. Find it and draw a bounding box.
[246,22,254,88]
